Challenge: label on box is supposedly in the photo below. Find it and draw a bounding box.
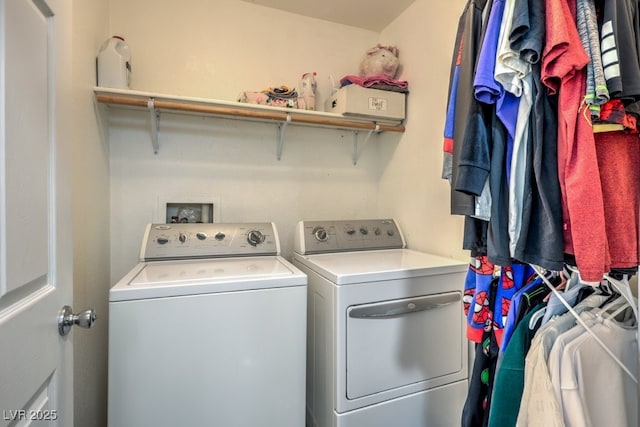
[368,97,388,112]
[325,85,405,121]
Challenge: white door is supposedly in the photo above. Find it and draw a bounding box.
[0,0,74,425]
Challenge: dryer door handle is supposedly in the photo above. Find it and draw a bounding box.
[348,292,461,319]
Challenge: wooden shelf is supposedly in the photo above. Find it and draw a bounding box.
[94,87,405,164]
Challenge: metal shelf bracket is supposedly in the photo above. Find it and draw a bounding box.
[276,113,292,160]
[147,98,160,154]
[352,124,380,165]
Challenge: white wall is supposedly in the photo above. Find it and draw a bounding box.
[72,0,111,425]
[109,0,377,104]
[377,0,468,260]
[107,0,386,280]
[107,0,470,281]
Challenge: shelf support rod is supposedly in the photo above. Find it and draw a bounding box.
[147,98,160,154]
[352,124,380,165]
[277,113,291,160]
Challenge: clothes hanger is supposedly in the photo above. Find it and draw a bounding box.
[528,305,547,329]
[604,303,635,324]
[541,267,589,320]
[596,294,634,324]
[564,264,579,291]
[604,274,638,321]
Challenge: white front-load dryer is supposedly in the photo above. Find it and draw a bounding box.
[292,219,469,427]
[108,223,307,427]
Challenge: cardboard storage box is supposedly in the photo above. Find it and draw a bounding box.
[325,85,406,121]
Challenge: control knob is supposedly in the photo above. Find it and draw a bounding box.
[157,237,169,245]
[313,226,328,242]
[247,230,265,246]
[360,227,369,235]
[178,233,187,243]
[196,232,207,240]
[345,227,356,235]
[215,232,226,241]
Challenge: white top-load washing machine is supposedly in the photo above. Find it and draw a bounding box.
[108,222,306,427]
[292,219,469,427]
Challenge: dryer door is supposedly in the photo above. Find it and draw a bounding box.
[346,291,464,399]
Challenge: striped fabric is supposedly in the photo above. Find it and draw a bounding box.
[600,20,622,94]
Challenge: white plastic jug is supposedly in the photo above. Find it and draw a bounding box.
[96,36,131,89]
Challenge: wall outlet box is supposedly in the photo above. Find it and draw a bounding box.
[165,202,214,223]
[324,85,406,121]
[155,194,221,224]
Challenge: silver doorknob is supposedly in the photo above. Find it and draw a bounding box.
[58,305,97,336]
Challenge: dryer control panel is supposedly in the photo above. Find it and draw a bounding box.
[294,219,405,254]
[141,222,280,260]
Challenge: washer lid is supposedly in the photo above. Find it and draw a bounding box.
[294,249,467,285]
[110,256,306,301]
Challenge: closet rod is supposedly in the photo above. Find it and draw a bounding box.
[95,93,405,133]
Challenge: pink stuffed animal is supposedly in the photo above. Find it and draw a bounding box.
[358,44,399,79]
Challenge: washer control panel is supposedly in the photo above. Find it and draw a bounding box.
[294,219,405,254]
[141,222,280,260]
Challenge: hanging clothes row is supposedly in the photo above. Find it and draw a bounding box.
[442,0,640,282]
[462,263,638,426]
[443,0,640,425]
[496,267,638,427]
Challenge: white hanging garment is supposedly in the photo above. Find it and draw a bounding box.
[517,293,609,427]
[522,266,639,427]
[557,315,638,427]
